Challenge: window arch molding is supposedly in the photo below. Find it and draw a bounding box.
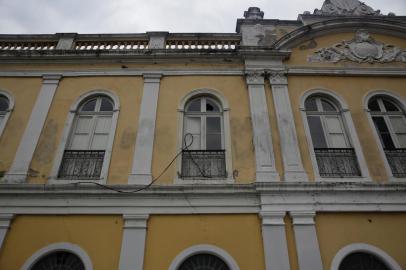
[0,89,15,138]
[50,89,120,184]
[21,242,93,270]
[363,90,406,181]
[300,88,370,181]
[176,88,233,183]
[331,243,401,270]
[168,244,240,270]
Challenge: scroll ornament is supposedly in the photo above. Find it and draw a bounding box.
[308,30,406,64]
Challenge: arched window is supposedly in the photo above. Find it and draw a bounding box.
[339,252,390,270]
[0,92,13,137]
[31,251,85,270]
[304,95,361,177]
[182,96,226,178]
[58,95,115,180]
[178,253,230,270]
[368,96,406,178]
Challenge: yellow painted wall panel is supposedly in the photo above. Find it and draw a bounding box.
[144,214,265,270]
[152,76,255,184]
[316,213,406,269]
[0,215,123,270]
[288,76,406,182]
[0,78,42,176]
[28,77,144,184]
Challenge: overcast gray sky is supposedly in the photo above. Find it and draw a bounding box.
[0,0,405,34]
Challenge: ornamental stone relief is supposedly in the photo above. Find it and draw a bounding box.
[308,30,406,64]
[313,0,382,16]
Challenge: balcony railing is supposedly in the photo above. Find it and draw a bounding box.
[181,150,226,178]
[315,148,361,177]
[58,150,105,180]
[385,149,406,177]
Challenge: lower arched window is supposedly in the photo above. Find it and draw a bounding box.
[339,252,390,270]
[178,254,230,270]
[31,251,85,270]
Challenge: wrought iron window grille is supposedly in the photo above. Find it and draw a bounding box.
[181,150,226,179]
[58,150,105,180]
[384,148,406,177]
[314,148,361,177]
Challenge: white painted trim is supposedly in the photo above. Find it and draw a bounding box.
[4,75,61,183]
[175,88,234,183]
[21,242,93,270]
[129,74,162,184]
[363,90,406,182]
[49,89,120,184]
[0,213,14,250]
[290,211,323,270]
[331,243,402,270]
[0,89,15,138]
[119,214,149,270]
[300,88,370,181]
[168,244,240,270]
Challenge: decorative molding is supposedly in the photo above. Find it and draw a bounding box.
[268,71,288,85]
[245,70,265,85]
[313,0,382,16]
[331,243,402,270]
[21,242,93,270]
[309,30,406,64]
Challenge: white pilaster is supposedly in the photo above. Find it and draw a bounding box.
[4,75,61,183]
[268,71,308,182]
[129,73,162,185]
[246,71,279,182]
[0,214,14,250]
[260,211,291,270]
[119,214,149,270]
[290,211,323,270]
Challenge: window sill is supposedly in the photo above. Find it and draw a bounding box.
[315,176,371,182]
[174,177,234,185]
[47,178,105,185]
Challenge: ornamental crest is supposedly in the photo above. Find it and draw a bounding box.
[308,30,406,64]
[313,0,381,16]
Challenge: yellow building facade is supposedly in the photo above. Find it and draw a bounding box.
[0,1,405,269]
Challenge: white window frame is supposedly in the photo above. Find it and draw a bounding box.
[331,243,401,270]
[176,89,233,184]
[364,90,406,181]
[300,89,370,182]
[168,244,240,270]
[0,90,15,138]
[21,242,93,270]
[49,89,120,184]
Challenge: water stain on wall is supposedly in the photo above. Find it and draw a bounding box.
[34,119,57,165]
[120,127,136,149]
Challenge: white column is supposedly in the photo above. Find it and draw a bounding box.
[290,211,323,270]
[119,214,149,270]
[0,214,14,250]
[260,211,291,270]
[4,75,61,183]
[268,71,308,182]
[129,73,162,185]
[246,71,279,182]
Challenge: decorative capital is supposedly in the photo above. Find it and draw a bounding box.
[260,211,286,226]
[122,214,149,229]
[308,30,406,64]
[143,73,163,83]
[0,214,14,229]
[268,71,288,85]
[42,74,62,84]
[245,70,264,85]
[289,211,316,225]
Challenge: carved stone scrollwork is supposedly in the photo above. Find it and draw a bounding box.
[245,70,265,84]
[308,30,406,64]
[313,0,382,16]
[268,71,288,85]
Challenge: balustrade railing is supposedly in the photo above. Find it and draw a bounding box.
[166,38,239,50]
[181,150,226,178]
[315,148,361,177]
[385,149,406,177]
[0,41,57,50]
[74,39,149,50]
[58,150,105,180]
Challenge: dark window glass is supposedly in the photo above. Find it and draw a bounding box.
[339,252,390,270]
[383,99,400,112]
[178,254,230,270]
[0,97,8,111]
[305,97,318,111]
[307,116,327,148]
[100,97,113,111]
[322,99,337,112]
[368,99,381,112]
[80,99,96,112]
[372,117,395,149]
[206,99,220,112]
[187,99,201,112]
[32,251,85,270]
